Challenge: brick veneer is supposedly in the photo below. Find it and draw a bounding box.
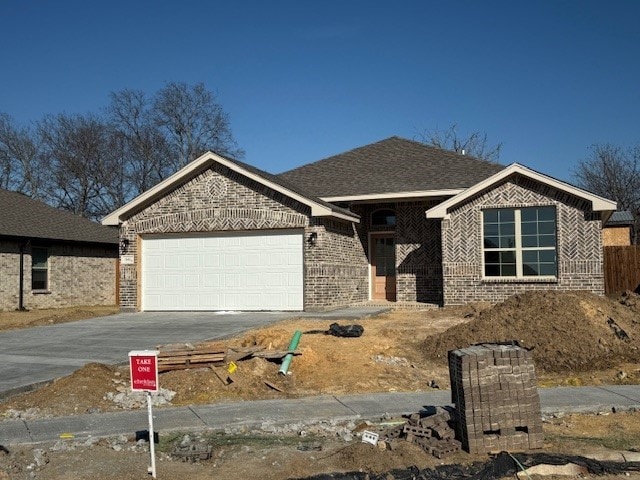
[352,201,445,305]
[119,164,368,311]
[0,240,117,311]
[441,176,605,305]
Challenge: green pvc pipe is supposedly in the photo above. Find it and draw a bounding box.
[278,330,302,376]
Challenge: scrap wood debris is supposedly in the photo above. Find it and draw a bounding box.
[380,407,462,459]
[156,341,301,372]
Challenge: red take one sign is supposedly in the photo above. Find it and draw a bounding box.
[129,350,159,392]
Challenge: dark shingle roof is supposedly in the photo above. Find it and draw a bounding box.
[606,211,635,226]
[0,189,118,244]
[277,136,506,198]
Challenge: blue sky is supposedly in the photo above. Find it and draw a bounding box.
[1,1,638,182]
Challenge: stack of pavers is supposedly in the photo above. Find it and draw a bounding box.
[381,407,462,458]
[448,343,543,454]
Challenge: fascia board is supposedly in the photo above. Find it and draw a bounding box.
[102,151,359,225]
[322,189,464,203]
[426,163,618,219]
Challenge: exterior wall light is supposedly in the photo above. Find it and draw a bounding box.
[120,238,130,253]
[308,232,318,246]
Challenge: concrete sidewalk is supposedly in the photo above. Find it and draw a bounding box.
[3,385,640,446]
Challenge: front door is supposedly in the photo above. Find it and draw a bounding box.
[370,234,396,301]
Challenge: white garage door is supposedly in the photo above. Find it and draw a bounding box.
[141,230,303,311]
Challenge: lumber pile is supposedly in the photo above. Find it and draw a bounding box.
[157,342,226,372]
[156,341,299,373]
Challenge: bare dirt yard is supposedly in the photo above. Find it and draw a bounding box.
[2,291,640,479]
[0,305,119,333]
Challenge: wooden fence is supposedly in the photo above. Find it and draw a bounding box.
[604,245,640,294]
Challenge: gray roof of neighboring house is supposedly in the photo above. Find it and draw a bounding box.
[277,136,506,198]
[0,189,118,245]
[606,210,635,226]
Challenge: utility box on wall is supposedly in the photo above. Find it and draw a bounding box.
[448,344,543,454]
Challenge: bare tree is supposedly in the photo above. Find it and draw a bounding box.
[38,113,116,219]
[108,89,173,194]
[152,82,243,168]
[417,124,502,163]
[0,113,45,197]
[573,143,640,242]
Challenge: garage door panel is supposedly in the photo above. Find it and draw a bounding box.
[142,231,303,311]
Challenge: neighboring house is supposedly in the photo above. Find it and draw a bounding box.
[0,189,119,311]
[603,211,634,246]
[102,137,617,311]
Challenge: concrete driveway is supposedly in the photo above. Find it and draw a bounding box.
[0,307,387,398]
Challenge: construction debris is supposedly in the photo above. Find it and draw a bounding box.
[380,406,462,458]
[156,341,300,373]
[157,342,226,372]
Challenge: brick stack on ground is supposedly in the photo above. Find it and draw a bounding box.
[448,343,543,454]
[381,406,461,458]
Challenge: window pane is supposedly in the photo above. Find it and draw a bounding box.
[523,262,539,276]
[538,235,556,247]
[522,251,538,263]
[538,221,555,235]
[502,264,516,276]
[500,251,516,263]
[521,222,537,235]
[376,259,385,276]
[372,210,396,226]
[485,264,500,276]
[484,237,499,248]
[32,248,48,269]
[520,208,536,222]
[522,235,534,248]
[485,251,500,263]
[537,207,556,222]
[498,209,514,222]
[483,210,498,223]
[32,270,47,290]
[500,236,516,248]
[539,250,556,263]
[500,222,515,236]
[484,223,498,236]
[540,263,557,276]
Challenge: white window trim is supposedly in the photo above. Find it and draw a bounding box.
[481,208,558,281]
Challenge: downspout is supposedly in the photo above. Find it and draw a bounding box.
[18,239,30,311]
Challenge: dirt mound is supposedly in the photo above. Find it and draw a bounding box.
[2,363,120,417]
[422,291,640,373]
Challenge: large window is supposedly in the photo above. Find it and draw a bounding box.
[31,247,49,290]
[483,206,557,278]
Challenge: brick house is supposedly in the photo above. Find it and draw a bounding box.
[102,137,617,311]
[0,189,118,311]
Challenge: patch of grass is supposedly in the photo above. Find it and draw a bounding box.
[158,431,324,453]
[545,432,640,451]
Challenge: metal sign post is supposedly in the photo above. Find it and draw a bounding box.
[129,350,159,479]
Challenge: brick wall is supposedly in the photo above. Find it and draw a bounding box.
[0,240,117,311]
[305,218,369,310]
[119,164,368,311]
[441,176,605,305]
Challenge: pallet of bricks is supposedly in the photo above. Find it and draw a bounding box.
[448,343,543,454]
